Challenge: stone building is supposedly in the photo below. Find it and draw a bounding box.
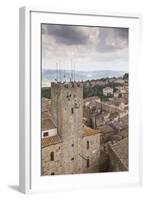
[82,126,100,173]
[103,87,113,96]
[41,97,57,138]
[41,82,100,176]
[41,118,57,138]
[108,137,128,171]
[97,124,114,145]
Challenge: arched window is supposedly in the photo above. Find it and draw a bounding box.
[87,141,89,149]
[50,151,54,161]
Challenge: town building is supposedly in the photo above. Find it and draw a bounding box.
[108,137,128,171]
[103,87,113,96]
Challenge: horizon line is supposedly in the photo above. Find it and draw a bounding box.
[42,68,128,72]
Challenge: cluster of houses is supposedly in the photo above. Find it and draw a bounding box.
[41,75,129,175]
[82,76,128,172]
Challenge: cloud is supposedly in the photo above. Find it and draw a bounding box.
[42,24,129,71]
[42,24,89,45]
[96,27,128,52]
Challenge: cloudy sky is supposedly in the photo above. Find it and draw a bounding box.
[42,24,128,72]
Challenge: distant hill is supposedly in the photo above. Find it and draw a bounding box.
[42,69,127,83]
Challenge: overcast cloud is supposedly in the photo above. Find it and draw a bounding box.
[42,24,128,71]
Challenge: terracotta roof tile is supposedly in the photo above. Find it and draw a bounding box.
[83,126,100,137]
[41,135,62,148]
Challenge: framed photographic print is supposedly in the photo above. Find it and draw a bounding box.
[19,7,142,193]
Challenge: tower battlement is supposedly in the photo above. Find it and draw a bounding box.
[51,81,83,89]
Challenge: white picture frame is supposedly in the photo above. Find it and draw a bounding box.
[19,6,142,194]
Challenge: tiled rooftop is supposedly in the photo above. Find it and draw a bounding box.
[118,128,128,138]
[83,126,100,137]
[41,135,62,148]
[110,137,128,168]
[42,118,56,131]
[97,124,114,134]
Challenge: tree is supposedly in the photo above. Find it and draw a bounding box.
[41,87,51,99]
[123,73,128,80]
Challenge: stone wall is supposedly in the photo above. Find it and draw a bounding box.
[41,143,62,176]
[108,142,128,171]
[81,134,100,173]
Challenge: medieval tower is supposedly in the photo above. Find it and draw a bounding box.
[51,82,83,174]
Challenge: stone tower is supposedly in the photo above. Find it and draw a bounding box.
[51,82,83,174]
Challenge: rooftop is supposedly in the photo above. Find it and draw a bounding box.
[103,87,113,90]
[84,96,100,102]
[83,96,100,107]
[42,118,56,131]
[109,137,128,169]
[118,128,128,138]
[83,126,100,137]
[97,124,114,134]
[41,135,62,148]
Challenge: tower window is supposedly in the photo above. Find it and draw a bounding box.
[72,144,74,147]
[87,141,89,149]
[86,159,90,168]
[71,157,74,161]
[74,103,78,108]
[71,108,74,114]
[50,152,54,161]
[51,172,55,175]
[43,132,48,137]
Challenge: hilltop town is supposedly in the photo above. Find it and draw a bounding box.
[41,73,128,175]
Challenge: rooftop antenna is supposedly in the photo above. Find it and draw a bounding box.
[71,58,74,82]
[72,60,74,82]
[60,61,62,82]
[59,61,61,82]
[58,61,60,82]
[66,60,68,82]
[74,62,76,82]
[70,58,72,82]
[55,62,58,82]
[56,62,59,82]
[63,60,66,82]
[72,61,73,82]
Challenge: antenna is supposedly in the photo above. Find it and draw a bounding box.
[55,62,57,82]
[71,58,74,82]
[72,61,75,82]
[74,62,76,82]
[59,61,61,82]
[70,58,72,82]
[64,60,66,82]
[56,62,58,82]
